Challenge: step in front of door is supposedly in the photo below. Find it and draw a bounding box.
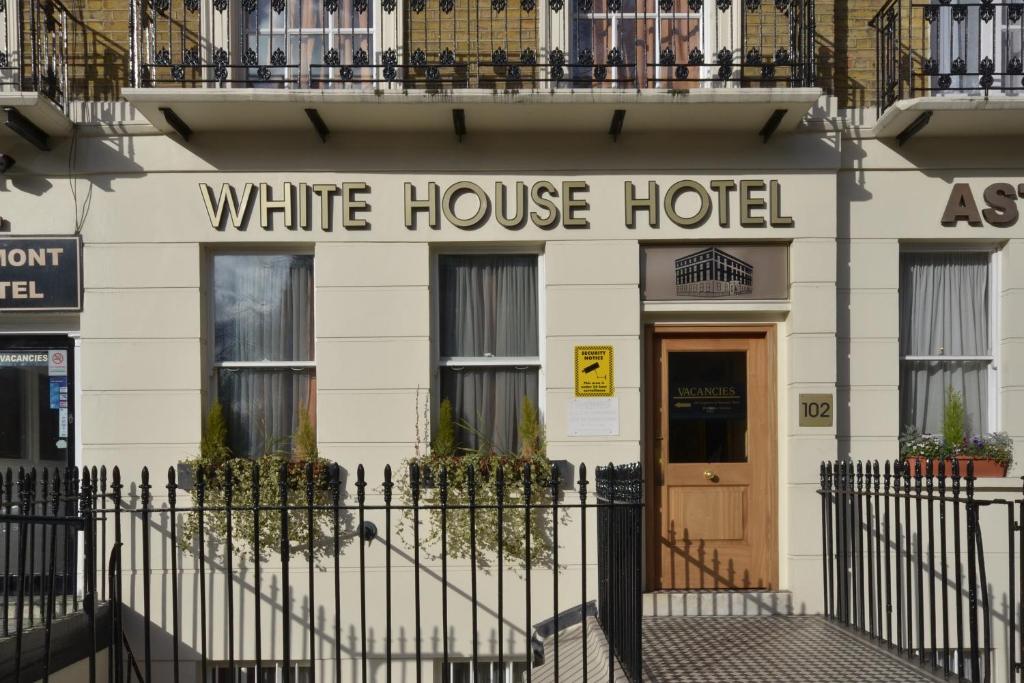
[643,590,794,617]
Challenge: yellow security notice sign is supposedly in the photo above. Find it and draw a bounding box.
[574,346,614,397]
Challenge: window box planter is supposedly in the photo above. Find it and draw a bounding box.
[902,455,1008,478]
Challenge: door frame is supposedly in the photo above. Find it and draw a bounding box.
[643,323,779,590]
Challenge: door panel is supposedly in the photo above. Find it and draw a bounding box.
[647,327,777,590]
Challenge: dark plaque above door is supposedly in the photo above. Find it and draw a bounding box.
[642,243,789,301]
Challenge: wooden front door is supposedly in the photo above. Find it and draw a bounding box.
[647,326,778,590]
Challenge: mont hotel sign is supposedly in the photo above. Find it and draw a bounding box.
[0,236,83,312]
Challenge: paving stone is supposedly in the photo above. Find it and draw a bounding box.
[642,615,941,682]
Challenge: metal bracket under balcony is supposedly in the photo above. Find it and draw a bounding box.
[0,93,73,150]
[122,88,821,139]
[871,96,1024,140]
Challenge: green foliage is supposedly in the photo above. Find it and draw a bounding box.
[199,400,231,467]
[179,403,340,563]
[431,399,457,458]
[942,386,967,449]
[518,396,544,460]
[400,395,561,569]
[293,409,319,461]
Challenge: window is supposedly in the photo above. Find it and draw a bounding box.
[0,339,72,465]
[899,251,994,435]
[438,660,529,683]
[571,0,704,88]
[242,0,377,87]
[212,662,311,683]
[437,254,540,454]
[213,254,315,458]
[929,0,1023,94]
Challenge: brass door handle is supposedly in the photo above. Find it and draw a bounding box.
[704,470,719,482]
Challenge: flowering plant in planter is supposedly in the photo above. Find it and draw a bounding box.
[899,387,1013,476]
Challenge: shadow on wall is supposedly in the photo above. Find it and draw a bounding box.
[102,472,596,678]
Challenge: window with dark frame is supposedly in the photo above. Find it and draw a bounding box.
[0,340,72,465]
[213,254,316,458]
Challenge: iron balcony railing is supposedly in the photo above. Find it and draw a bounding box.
[128,0,815,89]
[871,0,1024,116]
[2,462,643,682]
[819,460,1024,681]
[0,0,69,109]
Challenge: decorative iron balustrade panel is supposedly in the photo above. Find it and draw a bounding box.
[872,0,1024,115]
[134,0,814,88]
[0,0,70,109]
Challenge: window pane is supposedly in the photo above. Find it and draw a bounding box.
[667,351,748,464]
[0,361,65,462]
[218,368,316,458]
[214,254,314,363]
[439,255,538,358]
[899,252,989,357]
[900,360,989,435]
[440,367,539,453]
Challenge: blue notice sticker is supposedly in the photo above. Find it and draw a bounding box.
[49,377,67,409]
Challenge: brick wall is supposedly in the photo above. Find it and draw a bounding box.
[832,0,882,109]
[405,0,538,87]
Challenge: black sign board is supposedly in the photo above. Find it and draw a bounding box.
[0,236,82,312]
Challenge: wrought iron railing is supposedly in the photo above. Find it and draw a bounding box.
[871,0,1024,116]
[0,468,85,682]
[596,463,642,683]
[820,460,1023,681]
[3,462,643,682]
[129,0,815,89]
[0,0,69,109]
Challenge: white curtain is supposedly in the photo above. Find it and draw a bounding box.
[899,252,989,435]
[439,255,538,453]
[214,255,315,457]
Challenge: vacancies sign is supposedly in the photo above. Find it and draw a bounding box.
[0,236,83,312]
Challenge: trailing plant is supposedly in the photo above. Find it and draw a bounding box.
[179,404,342,563]
[399,394,561,569]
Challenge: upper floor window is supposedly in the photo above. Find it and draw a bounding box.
[927,1,1023,95]
[242,0,377,87]
[899,251,994,436]
[213,254,315,457]
[437,254,540,454]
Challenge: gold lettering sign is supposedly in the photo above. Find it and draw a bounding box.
[798,394,833,428]
[202,179,794,231]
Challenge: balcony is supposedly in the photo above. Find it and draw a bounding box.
[119,0,820,136]
[0,0,74,148]
[870,0,1024,141]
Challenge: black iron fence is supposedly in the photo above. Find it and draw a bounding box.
[0,0,70,109]
[596,464,642,683]
[129,0,815,89]
[819,459,1023,682]
[2,461,642,683]
[871,0,1024,115]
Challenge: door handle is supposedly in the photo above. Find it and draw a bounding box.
[704,470,719,483]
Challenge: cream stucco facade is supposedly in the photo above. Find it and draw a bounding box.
[2,93,1024,680]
